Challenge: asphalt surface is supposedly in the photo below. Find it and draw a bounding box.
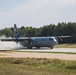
[0,42,76,61]
[15,48,76,53]
[0,41,76,53]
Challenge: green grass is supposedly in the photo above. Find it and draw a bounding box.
[0,58,76,75]
[55,43,76,48]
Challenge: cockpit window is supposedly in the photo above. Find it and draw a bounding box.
[49,38,53,40]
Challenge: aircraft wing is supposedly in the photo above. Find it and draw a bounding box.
[58,36,71,38]
[0,38,32,41]
[54,36,71,43]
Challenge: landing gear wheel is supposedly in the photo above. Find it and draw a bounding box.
[50,46,53,49]
[27,46,32,49]
[36,46,40,49]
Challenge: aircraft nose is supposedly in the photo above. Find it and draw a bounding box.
[54,41,58,45]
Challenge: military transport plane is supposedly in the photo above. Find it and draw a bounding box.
[0,24,58,49]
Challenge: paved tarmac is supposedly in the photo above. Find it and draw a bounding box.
[16,48,76,53]
[0,42,76,53]
[0,42,76,61]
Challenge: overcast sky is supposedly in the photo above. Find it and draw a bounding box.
[0,0,76,29]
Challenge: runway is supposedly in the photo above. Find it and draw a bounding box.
[0,41,76,53]
[0,42,76,61]
[0,47,76,53]
[16,48,76,53]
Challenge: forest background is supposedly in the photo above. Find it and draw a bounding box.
[0,22,76,43]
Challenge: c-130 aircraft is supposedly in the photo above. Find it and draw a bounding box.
[0,24,58,49]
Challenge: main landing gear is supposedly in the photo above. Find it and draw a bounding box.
[27,46,32,49]
[50,46,53,49]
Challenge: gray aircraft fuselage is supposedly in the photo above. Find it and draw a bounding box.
[19,37,58,49]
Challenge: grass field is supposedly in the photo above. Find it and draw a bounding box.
[55,43,76,48]
[0,58,76,75]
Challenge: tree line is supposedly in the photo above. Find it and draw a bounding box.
[0,22,76,43]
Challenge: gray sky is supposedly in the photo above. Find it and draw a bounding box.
[0,0,76,29]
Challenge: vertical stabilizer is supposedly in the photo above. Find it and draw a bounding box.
[14,24,19,39]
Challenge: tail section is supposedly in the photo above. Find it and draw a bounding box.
[14,24,20,39]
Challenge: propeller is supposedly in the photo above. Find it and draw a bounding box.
[56,36,63,44]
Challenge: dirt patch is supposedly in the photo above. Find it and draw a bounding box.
[0,52,76,61]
